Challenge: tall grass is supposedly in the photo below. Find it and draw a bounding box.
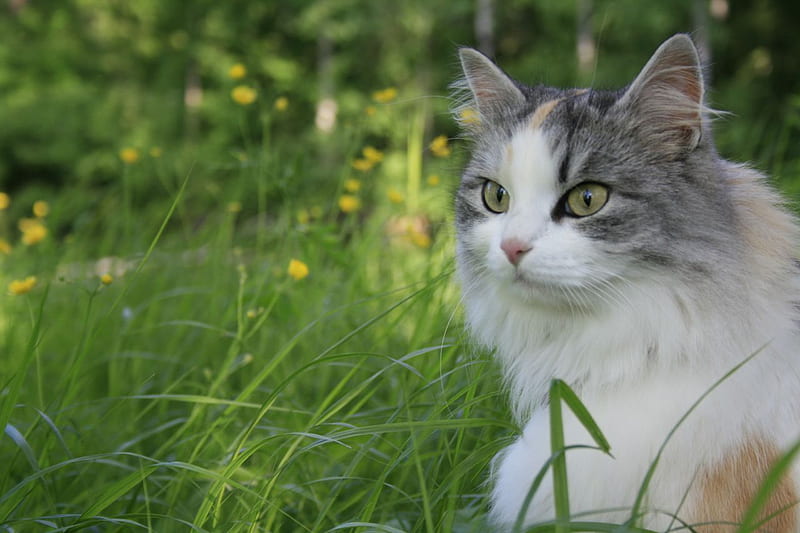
[0,92,516,532]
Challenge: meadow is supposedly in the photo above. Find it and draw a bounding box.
[0,78,520,531]
[3,2,800,532]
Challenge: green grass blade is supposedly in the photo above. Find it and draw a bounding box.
[554,380,612,455]
[4,423,40,472]
[549,380,570,533]
[0,285,48,432]
[628,347,766,524]
[77,464,159,520]
[736,437,800,533]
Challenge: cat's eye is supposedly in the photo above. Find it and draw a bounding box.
[564,183,609,217]
[482,180,510,213]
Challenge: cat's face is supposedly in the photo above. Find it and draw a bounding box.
[454,35,738,311]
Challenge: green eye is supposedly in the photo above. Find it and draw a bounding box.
[564,183,609,217]
[482,180,510,213]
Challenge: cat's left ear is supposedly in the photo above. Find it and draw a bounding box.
[619,34,706,154]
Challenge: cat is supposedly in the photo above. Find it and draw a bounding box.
[452,34,800,531]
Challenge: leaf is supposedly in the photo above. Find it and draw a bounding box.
[554,380,612,455]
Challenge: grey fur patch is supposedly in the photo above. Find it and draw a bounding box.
[453,34,781,291]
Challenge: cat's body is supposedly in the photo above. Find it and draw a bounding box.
[453,35,800,530]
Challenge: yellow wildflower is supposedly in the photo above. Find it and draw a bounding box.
[149,147,163,158]
[231,85,257,105]
[429,135,451,158]
[119,148,140,164]
[246,307,264,319]
[410,230,432,249]
[362,146,384,163]
[365,105,377,116]
[351,158,375,172]
[19,219,47,245]
[338,195,361,213]
[387,188,405,204]
[0,192,9,210]
[33,200,49,218]
[372,87,397,103]
[459,108,480,124]
[274,96,289,112]
[344,179,361,193]
[427,174,440,186]
[8,276,37,295]
[228,63,247,79]
[100,273,113,285]
[296,208,310,225]
[0,239,11,254]
[287,259,309,281]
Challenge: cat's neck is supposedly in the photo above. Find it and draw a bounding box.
[464,269,797,422]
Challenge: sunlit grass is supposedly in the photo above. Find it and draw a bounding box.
[2,71,798,532]
[0,88,513,531]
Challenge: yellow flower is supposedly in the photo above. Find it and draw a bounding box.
[372,87,397,103]
[338,195,361,213]
[387,188,405,204]
[429,135,451,158]
[287,259,309,281]
[351,158,375,172]
[344,179,361,193]
[365,105,377,116]
[100,273,113,285]
[8,276,37,295]
[0,239,11,254]
[274,96,289,112]
[409,230,432,249]
[228,63,247,79]
[296,208,310,225]
[362,146,384,163]
[149,147,163,158]
[0,192,9,210]
[227,201,242,213]
[427,174,440,186]
[459,108,480,124]
[231,85,257,105]
[119,148,140,164]
[19,219,47,245]
[33,200,49,218]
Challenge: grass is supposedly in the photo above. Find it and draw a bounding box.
[2,87,799,532]
[0,92,517,531]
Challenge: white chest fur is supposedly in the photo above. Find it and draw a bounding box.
[483,301,800,530]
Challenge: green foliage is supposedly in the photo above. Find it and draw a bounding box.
[1,1,799,531]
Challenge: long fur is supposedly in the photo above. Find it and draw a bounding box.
[453,34,800,530]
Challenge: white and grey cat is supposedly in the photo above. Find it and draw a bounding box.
[453,34,800,531]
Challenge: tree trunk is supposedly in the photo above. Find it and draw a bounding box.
[576,0,595,79]
[315,34,337,133]
[692,0,713,84]
[475,0,494,57]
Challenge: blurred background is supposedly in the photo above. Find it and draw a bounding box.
[1,0,799,241]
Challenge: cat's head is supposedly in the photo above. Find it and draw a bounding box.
[453,34,740,314]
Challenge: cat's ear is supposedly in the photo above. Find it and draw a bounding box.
[454,48,526,130]
[619,34,706,154]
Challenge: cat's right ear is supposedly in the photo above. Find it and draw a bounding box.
[454,48,525,130]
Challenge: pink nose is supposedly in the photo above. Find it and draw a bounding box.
[500,238,531,266]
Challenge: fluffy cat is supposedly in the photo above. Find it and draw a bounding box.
[453,34,800,531]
